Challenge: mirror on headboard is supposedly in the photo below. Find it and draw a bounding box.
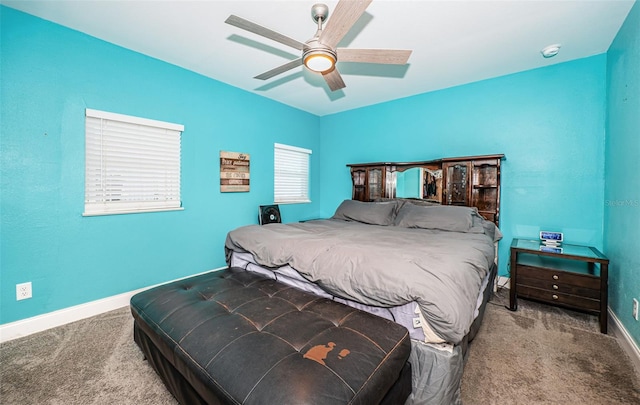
[395,166,443,202]
[396,167,421,198]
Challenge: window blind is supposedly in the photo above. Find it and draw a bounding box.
[84,109,184,216]
[274,143,312,204]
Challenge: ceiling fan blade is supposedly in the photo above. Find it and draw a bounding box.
[322,68,346,92]
[254,58,303,80]
[337,48,412,65]
[225,15,305,51]
[319,0,372,49]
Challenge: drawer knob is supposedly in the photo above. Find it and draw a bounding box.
[552,294,559,300]
[552,275,559,280]
[553,284,559,290]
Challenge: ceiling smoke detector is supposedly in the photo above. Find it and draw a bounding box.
[541,44,561,58]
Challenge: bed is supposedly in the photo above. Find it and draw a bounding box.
[225,199,502,404]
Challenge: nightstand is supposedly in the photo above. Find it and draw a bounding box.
[509,238,609,333]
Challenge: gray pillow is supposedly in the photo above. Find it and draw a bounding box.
[468,212,488,234]
[373,197,440,207]
[393,204,475,232]
[332,200,398,226]
[397,198,441,207]
[472,213,503,242]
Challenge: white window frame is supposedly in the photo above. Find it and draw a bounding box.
[84,109,184,216]
[274,143,312,204]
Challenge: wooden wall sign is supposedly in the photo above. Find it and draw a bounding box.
[220,151,250,192]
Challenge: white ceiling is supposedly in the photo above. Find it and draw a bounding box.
[3,0,635,116]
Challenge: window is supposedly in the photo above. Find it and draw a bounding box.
[274,143,311,204]
[84,109,184,216]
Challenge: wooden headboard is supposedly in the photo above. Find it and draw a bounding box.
[347,154,505,226]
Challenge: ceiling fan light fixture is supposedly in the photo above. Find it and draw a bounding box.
[303,49,336,73]
[225,1,412,91]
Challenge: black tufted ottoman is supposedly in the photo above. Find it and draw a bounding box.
[130,267,412,405]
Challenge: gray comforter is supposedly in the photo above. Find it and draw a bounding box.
[225,219,496,344]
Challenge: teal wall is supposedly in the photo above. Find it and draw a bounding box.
[605,1,640,347]
[319,56,607,279]
[0,7,321,324]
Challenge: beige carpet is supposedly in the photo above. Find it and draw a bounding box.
[0,308,176,405]
[1,291,639,404]
[461,292,640,404]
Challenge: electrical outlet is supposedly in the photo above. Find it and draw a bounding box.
[16,282,32,301]
[633,298,639,321]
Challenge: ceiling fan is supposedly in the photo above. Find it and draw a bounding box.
[225,0,412,91]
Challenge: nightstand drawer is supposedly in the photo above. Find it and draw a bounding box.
[517,285,600,311]
[516,275,601,299]
[517,264,600,290]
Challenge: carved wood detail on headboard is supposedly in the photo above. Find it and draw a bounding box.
[347,154,505,226]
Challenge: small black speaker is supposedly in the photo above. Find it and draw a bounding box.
[258,205,281,225]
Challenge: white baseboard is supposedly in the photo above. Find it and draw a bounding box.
[495,276,510,292]
[0,267,226,344]
[609,308,640,376]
